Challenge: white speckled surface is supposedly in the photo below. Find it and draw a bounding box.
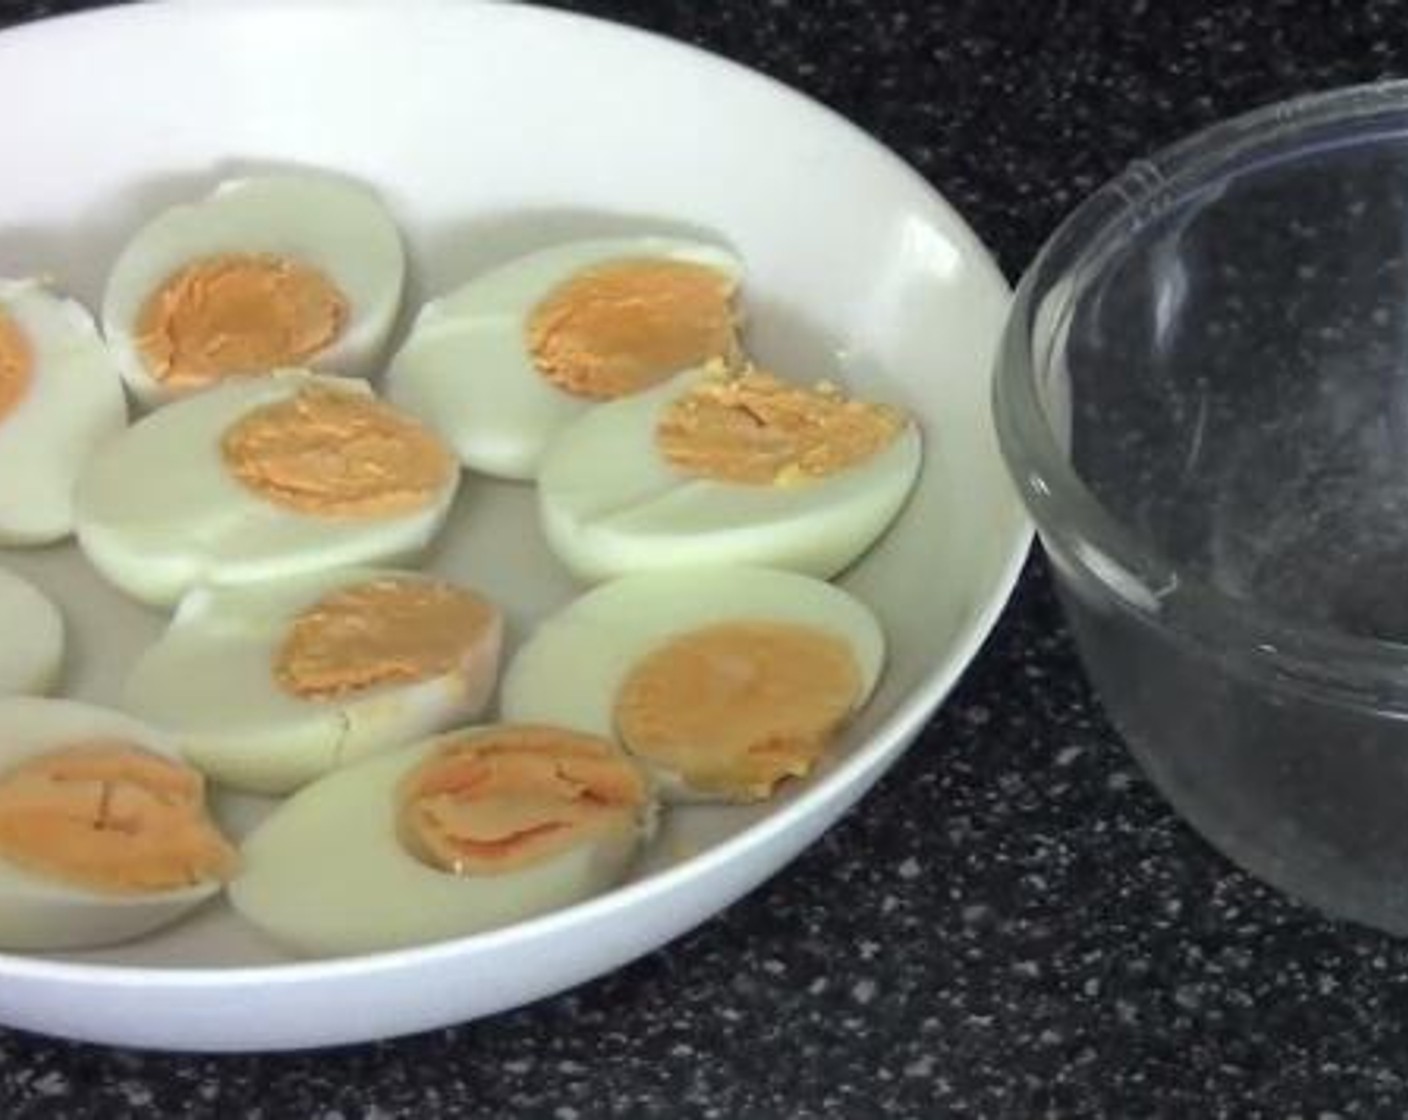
[6,0,1408,1116]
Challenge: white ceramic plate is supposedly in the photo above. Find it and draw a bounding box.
[0,0,1027,1050]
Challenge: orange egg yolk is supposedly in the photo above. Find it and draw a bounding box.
[656,364,907,485]
[220,385,456,517]
[398,726,648,875]
[0,307,33,425]
[527,258,740,399]
[0,742,237,895]
[136,253,348,388]
[276,577,499,700]
[613,621,861,801]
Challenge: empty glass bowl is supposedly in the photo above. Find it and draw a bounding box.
[994,82,1408,934]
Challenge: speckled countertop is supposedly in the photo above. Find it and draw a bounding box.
[3,1,1408,1116]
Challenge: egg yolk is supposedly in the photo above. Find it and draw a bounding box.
[656,365,907,485]
[613,621,861,801]
[0,307,32,425]
[398,726,648,875]
[276,577,497,700]
[527,258,739,400]
[0,742,237,895]
[136,253,348,387]
[221,385,456,516]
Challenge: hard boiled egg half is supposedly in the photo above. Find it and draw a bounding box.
[0,566,62,697]
[124,568,504,795]
[385,237,743,480]
[0,278,127,545]
[0,698,236,951]
[501,567,884,803]
[536,361,922,582]
[230,723,654,956]
[73,371,460,607]
[103,173,405,407]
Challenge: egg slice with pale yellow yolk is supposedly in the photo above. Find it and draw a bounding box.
[0,279,127,545]
[123,568,504,795]
[384,237,743,480]
[102,173,404,408]
[0,698,236,951]
[72,370,460,607]
[500,567,884,803]
[0,566,63,698]
[535,361,922,582]
[229,723,655,956]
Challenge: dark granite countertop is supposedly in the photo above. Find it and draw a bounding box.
[3,1,1408,1116]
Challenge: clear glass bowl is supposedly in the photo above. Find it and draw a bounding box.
[994,82,1408,934]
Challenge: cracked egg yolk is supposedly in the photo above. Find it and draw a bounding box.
[136,253,348,388]
[221,385,456,516]
[398,726,648,875]
[276,578,498,701]
[613,620,861,801]
[0,307,32,425]
[656,365,906,485]
[527,258,739,400]
[0,742,237,894]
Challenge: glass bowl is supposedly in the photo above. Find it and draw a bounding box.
[994,82,1408,935]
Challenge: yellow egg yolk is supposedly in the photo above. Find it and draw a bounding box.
[136,253,348,388]
[276,577,498,700]
[527,258,740,400]
[0,742,237,895]
[613,621,861,801]
[656,364,907,485]
[398,726,648,875]
[0,307,32,425]
[221,385,456,516]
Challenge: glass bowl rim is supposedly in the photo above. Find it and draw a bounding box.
[994,79,1408,704]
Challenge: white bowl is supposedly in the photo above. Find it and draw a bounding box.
[0,0,1027,1050]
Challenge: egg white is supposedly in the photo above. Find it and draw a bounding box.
[500,566,885,801]
[102,173,405,407]
[385,237,743,481]
[122,568,504,796]
[0,698,223,952]
[535,367,922,582]
[0,279,127,545]
[0,566,63,697]
[229,726,655,957]
[72,371,460,608]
